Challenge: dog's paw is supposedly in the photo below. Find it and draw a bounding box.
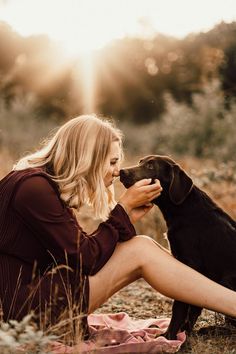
[162,330,178,340]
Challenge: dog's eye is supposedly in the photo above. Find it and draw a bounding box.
[146,161,154,169]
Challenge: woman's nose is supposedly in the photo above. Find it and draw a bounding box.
[113,167,120,177]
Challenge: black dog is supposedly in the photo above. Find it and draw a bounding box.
[120,155,236,339]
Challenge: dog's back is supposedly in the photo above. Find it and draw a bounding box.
[156,184,236,287]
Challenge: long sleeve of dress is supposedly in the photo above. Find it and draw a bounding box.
[13,175,136,275]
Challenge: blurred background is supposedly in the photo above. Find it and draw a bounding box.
[0,0,235,239]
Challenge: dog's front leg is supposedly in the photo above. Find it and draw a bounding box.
[181,305,202,333]
[164,300,190,339]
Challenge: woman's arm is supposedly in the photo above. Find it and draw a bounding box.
[13,175,136,275]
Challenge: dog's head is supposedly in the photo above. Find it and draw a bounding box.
[120,155,193,205]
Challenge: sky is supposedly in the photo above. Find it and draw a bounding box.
[0,0,235,55]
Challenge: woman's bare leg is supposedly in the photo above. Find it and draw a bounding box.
[88,236,236,317]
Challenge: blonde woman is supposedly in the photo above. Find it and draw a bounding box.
[0,114,236,338]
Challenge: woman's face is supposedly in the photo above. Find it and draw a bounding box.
[104,141,121,187]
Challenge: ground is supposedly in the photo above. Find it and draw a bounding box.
[95,279,236,354]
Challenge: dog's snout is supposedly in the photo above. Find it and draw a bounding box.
[119,169,124,178]
[119,169,128,181]
[119,169,135,188]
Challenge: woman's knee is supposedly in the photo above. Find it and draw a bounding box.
[129,234,156,248]
[132,235,169,251]
[109,235,155,272]
[125,235,169,265]
[123,235,157,258]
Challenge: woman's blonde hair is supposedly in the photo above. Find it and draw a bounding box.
[14,115,123,219]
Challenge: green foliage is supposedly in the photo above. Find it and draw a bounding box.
[220,42,236,97]
[121,81,236,161]
[160,81,236,160]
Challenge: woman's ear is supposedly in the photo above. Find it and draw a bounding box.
[169,165,193,205]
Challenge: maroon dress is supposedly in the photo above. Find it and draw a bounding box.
[0,168,136,333]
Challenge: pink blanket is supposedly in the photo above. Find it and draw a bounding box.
[51,312,186,353]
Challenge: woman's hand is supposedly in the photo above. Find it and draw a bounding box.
[118,178,162,222]
[129,203,154,223]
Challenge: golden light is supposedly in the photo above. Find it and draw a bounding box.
[0,0,140,56]
[80,53,95,113]
[1,0,235,114]
[1,0,235,56]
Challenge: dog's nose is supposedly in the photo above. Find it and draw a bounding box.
[119,169,127,182]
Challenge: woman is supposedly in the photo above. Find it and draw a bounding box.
[0,114,236,338]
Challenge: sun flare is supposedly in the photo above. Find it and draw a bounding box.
[1,0,235,56]
[1,0,235,115]
[0,0,139,56]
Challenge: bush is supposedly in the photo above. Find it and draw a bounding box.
[121,81,236,162]
[0,314,56,354]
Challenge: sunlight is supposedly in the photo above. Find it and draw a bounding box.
[1,0,235,117]
[80,52,96,114]
[0,0,135,55]
[1,0,235,56]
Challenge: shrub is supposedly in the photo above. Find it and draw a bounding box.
[121,81,236,162]
[0,314,56,354]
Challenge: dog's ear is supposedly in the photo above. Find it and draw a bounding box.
[169,164,193,205]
